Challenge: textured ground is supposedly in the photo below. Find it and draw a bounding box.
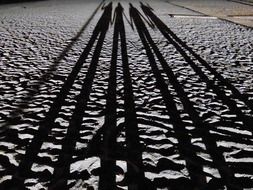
[0,0,253,190]
[168,0,253,27]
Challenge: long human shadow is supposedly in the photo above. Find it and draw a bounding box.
[141,3,253,113]
[117,3,148,189]
[86,3,150,190]
[139,3,242,190]
[48,3,113,190]
[140,2,253,138]
[140,3,253,133]
[97,2,118,189]
[0,3,112,189]
[140,3,247,189]
[129,3,207,189]
[0,0,104,135]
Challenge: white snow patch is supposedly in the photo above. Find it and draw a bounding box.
[55,117,69,127]
[31,163,54,174]
[37,152,57,162]
[116,160,127,183]
[18,133,33,140]
[41,142,61,150]
[0,175,12,184]
[0,152,19,166]
[203,166,220,178]
[217,141,253,149]
[0,142,16,149]
[234,173,253,179]
[226,157,253,163]
[75,142,87,150]
[145,169,187,180]
[70,156,100,173]
[218,126,252,136]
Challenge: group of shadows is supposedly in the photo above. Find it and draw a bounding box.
[1,2,253,190]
